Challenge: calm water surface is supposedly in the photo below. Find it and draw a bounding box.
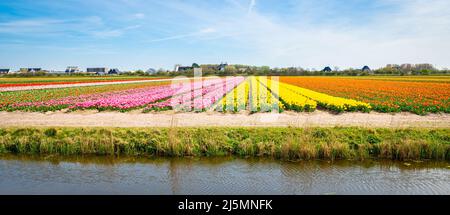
[0,155,449,195]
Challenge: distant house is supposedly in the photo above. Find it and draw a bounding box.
[174,64,181,71]
[218,62,228,71]
[400,64,414,71]
[108,68,120,75]
[86,67,109,74]
[146,68,157,74]
[361,66,373,74]
[415,63,434,71]
[174,64,193,72]
[238,68,248,73]
[322,66,332,72]
[362,66,371,72]
[20,68,42,73]
[0,69,10,74]
[48,70,66,74]
[175,62,228,72]
[65,66,80,73]
[386,64,401,70]
[178,66,193,72]
[386,63,434,72]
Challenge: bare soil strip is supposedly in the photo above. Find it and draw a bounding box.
[0,111,448,128]
[0,77,205,92]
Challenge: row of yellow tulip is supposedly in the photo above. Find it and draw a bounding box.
[214,77,283,112]
[249,77,259,112]
[260,77,317,112]
[214,76,371,113]
[251,77,284,112]
[214,78,250,112]
[272,78,371,112]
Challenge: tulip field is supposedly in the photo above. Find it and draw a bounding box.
[280,77,450,114]
[0,76,448,115]
[0,76,159,88]
[0,81,171,112]
[143,77,244,112]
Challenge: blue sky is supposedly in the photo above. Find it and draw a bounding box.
[1,0,449,71]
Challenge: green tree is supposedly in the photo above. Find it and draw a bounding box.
[225,65,237,75]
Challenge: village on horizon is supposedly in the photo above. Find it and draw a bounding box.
[0,63,444,76]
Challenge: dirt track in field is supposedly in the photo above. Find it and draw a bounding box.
[0,110,448,128]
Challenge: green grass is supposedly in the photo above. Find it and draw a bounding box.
[0,127,448,161]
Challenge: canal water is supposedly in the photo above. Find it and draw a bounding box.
[0,155,448,195]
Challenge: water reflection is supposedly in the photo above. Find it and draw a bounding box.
[0,155,448,194]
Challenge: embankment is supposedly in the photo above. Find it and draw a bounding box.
[0,127,448,160]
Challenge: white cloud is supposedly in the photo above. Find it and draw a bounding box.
[172,0,450,69]
[92,30,124,38]
[132,13,146,19]
[0,17,98,36]
[0,19,67,34]
[0,15,142,39]
[2,0,449,70]
[199,27,216,34]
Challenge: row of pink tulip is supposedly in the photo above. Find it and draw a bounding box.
[9,84,177,111]
[145,77,245,112]
[69,78,233,111]
[8,77,243,112]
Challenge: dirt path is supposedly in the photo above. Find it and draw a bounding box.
[0,110,448,128]
[0,77,209,92]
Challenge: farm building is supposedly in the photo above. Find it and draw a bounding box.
[146,68,157,74]
[361,66,373,74]
[20,68,42,73]
[108,68,120,75]
[401,64,414,70]
[362,66,371,72]
[48,70,66,74]
[174,64,193,72]
[414,63,434,70]
[218,62,228,71]
[65,66,80,73]
[0,69,10,74]
[386,64,401,70]
[206,63,228,71]
[322,66,332,72]
[238,68,248,73]
[86,67,109,74]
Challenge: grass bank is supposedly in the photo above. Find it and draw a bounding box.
[0,127,448,161]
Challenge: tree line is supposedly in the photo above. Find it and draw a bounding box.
[150,64,449,77]
[1,64,448,77]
